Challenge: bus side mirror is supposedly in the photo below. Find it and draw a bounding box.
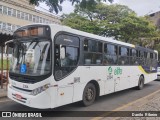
[5,40,13,58]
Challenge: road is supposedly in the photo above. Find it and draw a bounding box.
[0,80,160,120]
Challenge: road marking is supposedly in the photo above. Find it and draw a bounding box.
[91,89,160,120]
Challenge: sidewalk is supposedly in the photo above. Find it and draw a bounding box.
[98,89,160,120]
[0,70,8,98]
[0,84,7,98]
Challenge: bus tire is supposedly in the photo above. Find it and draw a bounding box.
[137,75,144,90]
[82,83,96,106]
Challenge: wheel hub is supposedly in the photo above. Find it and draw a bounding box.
[86,88,94,101]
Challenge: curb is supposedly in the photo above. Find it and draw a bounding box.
[0,93,7,99]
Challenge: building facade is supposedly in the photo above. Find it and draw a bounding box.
[148,11,160,45]
[148,11,160,29]
[0,0,61,35]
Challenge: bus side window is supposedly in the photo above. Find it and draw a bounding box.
[135,50,139,65]
[84,40,88,51]
[84,39,103,65]
[118,47,129,65]
[144,52,147,65]
[103,43,117,65]
[130,49,137,65]
[54,34,80,80]
[139,51,144,65]
[147,52,151,67]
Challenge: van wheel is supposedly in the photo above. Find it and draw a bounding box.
[82,83,96,106]
[137,76,144,90]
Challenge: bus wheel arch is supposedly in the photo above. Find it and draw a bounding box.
[82,80,100,106]
[137,74,145,90]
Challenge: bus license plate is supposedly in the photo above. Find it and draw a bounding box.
[16,94,22,99]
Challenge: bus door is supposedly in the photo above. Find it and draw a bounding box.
[54,34,80,107]
[56,79,74,107]
[54,45,74,107]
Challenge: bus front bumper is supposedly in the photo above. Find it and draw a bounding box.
[7,84,51,109]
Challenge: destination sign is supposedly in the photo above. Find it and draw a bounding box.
[14,26,50,38]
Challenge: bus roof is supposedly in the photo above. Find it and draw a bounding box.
[17,23,156,52]
[60,24,134,48]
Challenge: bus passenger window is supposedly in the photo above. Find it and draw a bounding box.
[103,43,117,65]
[85,59,91,64]
[131,49,138,65]
[83,39,103,65]
[118,47,129,65]
[84,53,102,65]
[84,40,88,51]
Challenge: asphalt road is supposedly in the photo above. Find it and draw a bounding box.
[0,80,160,120]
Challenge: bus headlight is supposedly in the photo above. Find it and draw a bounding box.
[30,84,50,96]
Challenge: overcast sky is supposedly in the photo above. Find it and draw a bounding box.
[114,0,160,16]
[36,0,160,16]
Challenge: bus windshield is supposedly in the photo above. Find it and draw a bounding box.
[10,39,51,76]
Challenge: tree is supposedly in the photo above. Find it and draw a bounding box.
[61,13,102,34]
[62,3,134,36]
[111,14,156,44]
[62,3,157,46]
[29,0,113,14]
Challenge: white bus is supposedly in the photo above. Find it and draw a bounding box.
[7,24,158,109]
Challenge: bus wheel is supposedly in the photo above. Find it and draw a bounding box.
[82,83,96,106]
[137,76,144,90]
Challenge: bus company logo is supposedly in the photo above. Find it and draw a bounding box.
[114,67,122,75]
[108,66,112,74]
[107,66,113,80]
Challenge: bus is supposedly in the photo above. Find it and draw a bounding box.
[157,62,160,79]
[7,24,158,109]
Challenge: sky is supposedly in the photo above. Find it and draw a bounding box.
[114,0,160,16]
[36,0,160,16]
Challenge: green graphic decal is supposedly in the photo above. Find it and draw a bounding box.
[108,66,112,74]
[107,67,122,75]
[114,67,122,75]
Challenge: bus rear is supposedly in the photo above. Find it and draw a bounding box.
[7,25,53,108]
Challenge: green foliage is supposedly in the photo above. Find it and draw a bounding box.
[29,0,113,14]
[115,14,156,43]
[0,59,10,70]
[62,3,158,47]
[61,13,102,34]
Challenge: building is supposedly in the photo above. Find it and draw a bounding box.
[0,0,61,36]
[0,0,61,88]
[147,11,160,46]
[0,0,61,58]
[148,11,160,29]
